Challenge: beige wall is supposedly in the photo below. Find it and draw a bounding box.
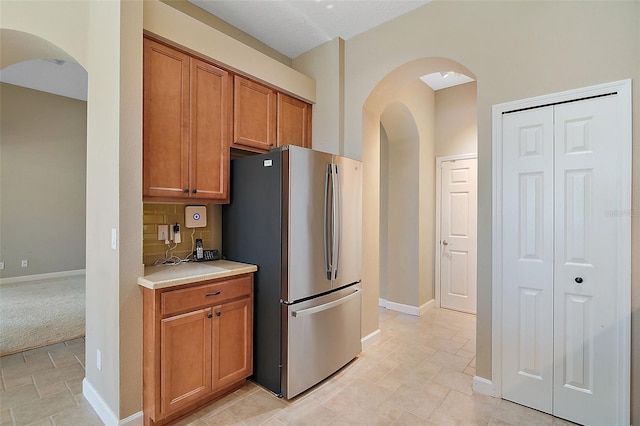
[0,83,87,279]
[336,1,639,420]
[378,79,436,310]
[159,0,292,67]
[435,82,477,158]
[379,124,389,301]
[293,38,344,154]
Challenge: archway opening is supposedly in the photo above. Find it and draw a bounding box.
[0,29,88,355]
[362,57,477,318]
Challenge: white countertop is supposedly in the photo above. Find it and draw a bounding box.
[138,260,257,290]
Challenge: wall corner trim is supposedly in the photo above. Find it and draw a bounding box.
[83,379,143,426]
[83,378,118,426]
[472,376,499,397]
[361,329,381,351]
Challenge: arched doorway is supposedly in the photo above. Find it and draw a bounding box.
[361,57,477,324]
[0,29,88,355]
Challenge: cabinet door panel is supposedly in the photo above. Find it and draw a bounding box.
[213,298,253,390]
[190,59,231,201]
[143,39,190,198]
[161,308,212,415]
[233,76,276,152]
[277,93,311,148]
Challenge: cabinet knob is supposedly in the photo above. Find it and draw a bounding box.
[192,189,198,194]
[216,312,221,317]
[207,313,212,319]
[183,188,189,193]
[575,277,584,284]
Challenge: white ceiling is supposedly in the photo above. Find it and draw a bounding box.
[0,0,473,101]
[0,59,87,101]
[190,0,431,58]
[420,72,475,91]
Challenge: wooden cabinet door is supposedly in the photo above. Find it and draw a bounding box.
[212,298,253,390]
[190,58,231,201]
[143,39,190,199]
[277,93,311,148]
[233,76,276,152]
[160,307,212,416]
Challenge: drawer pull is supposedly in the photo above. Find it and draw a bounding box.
[205,291,221,297]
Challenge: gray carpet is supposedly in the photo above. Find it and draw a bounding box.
[0,275,85,356]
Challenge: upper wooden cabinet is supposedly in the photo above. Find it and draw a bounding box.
[232,76,277,152]
[143,38,231,203]
[277,93,312,149]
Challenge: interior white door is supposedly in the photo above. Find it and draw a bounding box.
[552,95,623,425]
[501,107,555,413]
[501,94,627,425]
[439,158,477,314]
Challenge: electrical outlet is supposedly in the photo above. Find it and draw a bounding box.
[0,262,4,270]
[96,349,102,371]
[21,260,28,268]
[158,224,169,241]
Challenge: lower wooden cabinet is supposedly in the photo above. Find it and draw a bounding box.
[143,274,253,426]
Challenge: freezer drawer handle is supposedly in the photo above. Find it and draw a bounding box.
[205,291,221,297]
[291,289,361,318]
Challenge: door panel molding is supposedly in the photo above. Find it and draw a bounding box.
[490,79,631,425]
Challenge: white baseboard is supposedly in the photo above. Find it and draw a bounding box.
[472,376,499,397]
[380,298,435,316]
[361,329,381,351]
[83,379,143,426]
[0,269,85,285]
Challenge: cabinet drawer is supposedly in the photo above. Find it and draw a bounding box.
[162,275,252,316]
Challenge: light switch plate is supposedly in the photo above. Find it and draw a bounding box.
[185,206,207,228]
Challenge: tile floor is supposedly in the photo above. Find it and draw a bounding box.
[0,308,575,425]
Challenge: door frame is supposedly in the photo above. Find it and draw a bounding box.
[435,153,478,311]
[489,79,632,423]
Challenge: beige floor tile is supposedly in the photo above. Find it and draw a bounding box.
[424,336,466,354]
[2,356,54,388]
[0,353,26,369]
[32,363,85,393]
[224,389,286,425]
[391,411,434,426]
[0,382,40,410]
[491,400,553,426]
[428,350,472,372]
[274,398,337,425]
[430,390,498,425]
[11,389,76,425]
[376,361,441,391]
[51,398,103,426]
[201,409,245,425]
[322,378,393,415]
[386,383,443,419]
[456,349,476,360]
[432,369,473,396]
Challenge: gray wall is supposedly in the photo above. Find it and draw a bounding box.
[0,83,86,279]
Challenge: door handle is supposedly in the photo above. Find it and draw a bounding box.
[291,289,361,318]
[442,240,449,246]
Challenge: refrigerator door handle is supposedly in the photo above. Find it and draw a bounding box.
[324,164,333,280]
[333,163,341,280]
[291,289,361,317]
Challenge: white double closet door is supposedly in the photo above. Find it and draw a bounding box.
[501,90,629,425]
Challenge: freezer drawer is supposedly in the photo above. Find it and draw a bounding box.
[283,286,361,399]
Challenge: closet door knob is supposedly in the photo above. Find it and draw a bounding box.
[575,277,583,284]
[442,240,449,246]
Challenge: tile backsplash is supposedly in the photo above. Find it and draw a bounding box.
[143,203,221,266]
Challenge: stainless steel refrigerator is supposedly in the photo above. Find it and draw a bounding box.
[222,145,362,399]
